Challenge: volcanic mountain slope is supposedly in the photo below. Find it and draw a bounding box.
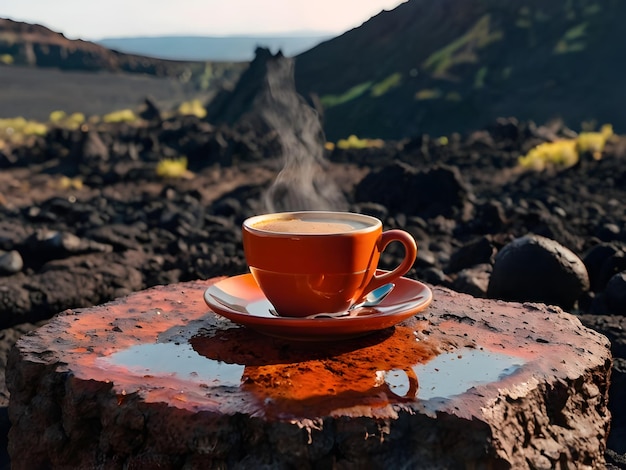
[0,18,246,120]
[294,0,626,140]
[0,17,206,77]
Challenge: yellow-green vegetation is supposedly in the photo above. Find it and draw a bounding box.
[554,22,588,54]
[518,140,578,170]
[178,99,207,118]
[198,63,214,90]
[584,4,601,15]
[49,111,86,130]
[516,7,532,28]
[0,54,14,65]
[370,73,402,97]
[0,117,47,146]
[156,157,191,179]
[0,117,47,136]
[415,88,442,100]
[518,124,614,170]
[320,81,373,108]
[577,124,614,158]
[445,91,462,101]
[102,109,138,124]
[0,97,211,146]
[336,135,384,150]
[56,176,84,190]
[474,66,488,88]
[422,14,503,79]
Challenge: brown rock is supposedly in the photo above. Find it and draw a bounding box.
[7,279,611,469]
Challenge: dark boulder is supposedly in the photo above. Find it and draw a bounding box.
[451,263,492,298]
[583,243,625,292]
[605,272,626,314]
[446,236,497,274]
[487,234,590,310]
[20,230,113,269]
[355,162,474,220]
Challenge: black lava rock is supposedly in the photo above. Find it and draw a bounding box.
[487,234,590,310]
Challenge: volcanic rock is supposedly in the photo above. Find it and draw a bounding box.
[451,263,492,298]
[487,234,590,309]
[21,229,113,267]
[5,280,613,469]
[205,47,276,127]
[605,273,626,314]
[0,251,22,276]
[584,243,625,292]
[355,162,474,220]
[446,235,497,273]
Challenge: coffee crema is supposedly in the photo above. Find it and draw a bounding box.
[253,217,369,234]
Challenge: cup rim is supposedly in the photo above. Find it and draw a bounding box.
[243,211,382,236]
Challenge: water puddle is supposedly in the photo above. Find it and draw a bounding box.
[385,348,524,400]
[97,342,245,387]
[97,339,526,415]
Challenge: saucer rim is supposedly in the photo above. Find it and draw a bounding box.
[203,271,433,340]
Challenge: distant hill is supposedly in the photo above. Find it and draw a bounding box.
[0,18,245,83]
[0,18,246,120]
[294,0,626,140]
[97,35,334,62]
[0,18,199,76]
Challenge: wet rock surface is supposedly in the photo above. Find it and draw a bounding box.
[6,280,612,469]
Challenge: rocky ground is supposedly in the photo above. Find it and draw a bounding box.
[1,112,626,467]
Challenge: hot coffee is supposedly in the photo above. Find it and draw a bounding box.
[252,216,370,234]
[242,211,418,317]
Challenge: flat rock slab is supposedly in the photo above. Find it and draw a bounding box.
[7,278,612,469]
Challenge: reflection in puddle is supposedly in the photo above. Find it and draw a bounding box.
[385,348,524,401]
[97,343,244,387]
[99,341,525,406]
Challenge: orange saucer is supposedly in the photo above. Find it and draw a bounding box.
[204,271,433,341]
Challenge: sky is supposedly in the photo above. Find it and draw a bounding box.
[2,0,408,40]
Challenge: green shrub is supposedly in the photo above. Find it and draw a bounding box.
[370,73,402,97]
[156,157,191,179]
[320,82,373,108]
[577,124,613,159]
[49,111,85,130]
[102,109,138,124]
[422,15,502,79]
[336,135,384,150]
[554,22,588,54]
[0,117,47,144]
[518,124,614,170]
[415,89,442,100]
[518,140,578,170]
[178,99,206,118]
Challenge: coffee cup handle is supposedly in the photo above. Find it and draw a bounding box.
[363,229,417,294]
[398,367,419,398]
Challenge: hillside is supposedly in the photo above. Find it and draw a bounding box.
[0,18,246,120]
[0,18,198,76]
[294,0,626,140]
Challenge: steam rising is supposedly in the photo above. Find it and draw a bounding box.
[257,54,347,213]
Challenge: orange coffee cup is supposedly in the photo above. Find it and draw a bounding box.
[242,211,417,317]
